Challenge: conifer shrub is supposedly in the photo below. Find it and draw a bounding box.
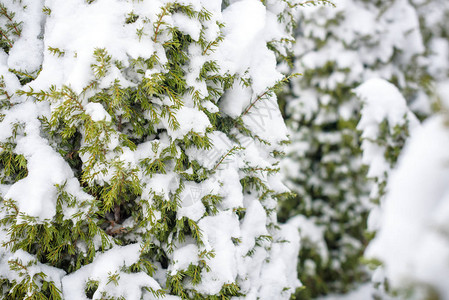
[364,95,449,300]
[278,0,431,298]
[0,0,301,299]
[355,78,419,296]
[359,1,449,297]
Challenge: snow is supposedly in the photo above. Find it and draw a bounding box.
[356,78,420,180]
[7,0,45,73]
[257,221,302,299]
[356,79,419,131]
[219,83,253,118]
[169,243,199,274]
[218,0,285,119]
[220,0,266,72]
[243,95,288,143]
[178,181,207,221]
[196,212,240,295]
[172,13,201,41]
[62,244,161,300]
[144,174,175,202]
[185,131,233,169]
[219,172,244,210]
[84,102,111,122]
[31,0,156,93]
[163,106,211,140]
[0,249,66,294]
[0,100,88,222]
[289,215,329,263]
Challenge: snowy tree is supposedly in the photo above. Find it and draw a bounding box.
[355,78,419,295]
[366,99,449,299]
[0,0,301,299]
[359,3,449,298]
[356,78,420,232]
[278,0,429,298]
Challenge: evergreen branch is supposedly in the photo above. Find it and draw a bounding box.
[0,4,14,22]
[0,76,13,107]
[202,35,223,55]
[60,87,84,111]
[211,146,243,172]
[153,4,172,43]
[6,21,22,37]
[81,80,98,95]
[242,166,280,175]
[161,105,180,130]
[0,4,22,36]
[240,73,300,118]
[8,259,28,271]
[0,29,13,48]
[48,46,65,57]
[161,84,182,107]
[42,6,52,15]
[8,68,38,85]
[241,91,269,117]
[294,0,335,7]
[91,48,112,79]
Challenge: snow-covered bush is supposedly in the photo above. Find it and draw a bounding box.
[366,103,449,299]
[358,3,449,297]
[0,0,301,299]
[355,78,419,295]
[279,0,429,297]
[356,78,420,232]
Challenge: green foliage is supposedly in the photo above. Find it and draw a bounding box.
[0,2,223,297]
[1,258,62,300]
[47,47,65,58]
[0,1,300,298]
[295,1,335,7]
[0,121,27,184]
[1,191,111,274]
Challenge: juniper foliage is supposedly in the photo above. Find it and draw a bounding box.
[0,1,300,299]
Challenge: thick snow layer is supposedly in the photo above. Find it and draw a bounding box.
[164,106,211,140]
[0,249,66,291]
[7,0,45,73]
[356,78,421,237]
[0,101,87,221]
[62,244,161,299]
[31,0,156,93]
[220,83,252,118]
[356,78,419,131]
[84,102,112,122]
[257,221,302,299]
[196,212,240,294]
[356,78,419,180]
[218,0,285,116]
